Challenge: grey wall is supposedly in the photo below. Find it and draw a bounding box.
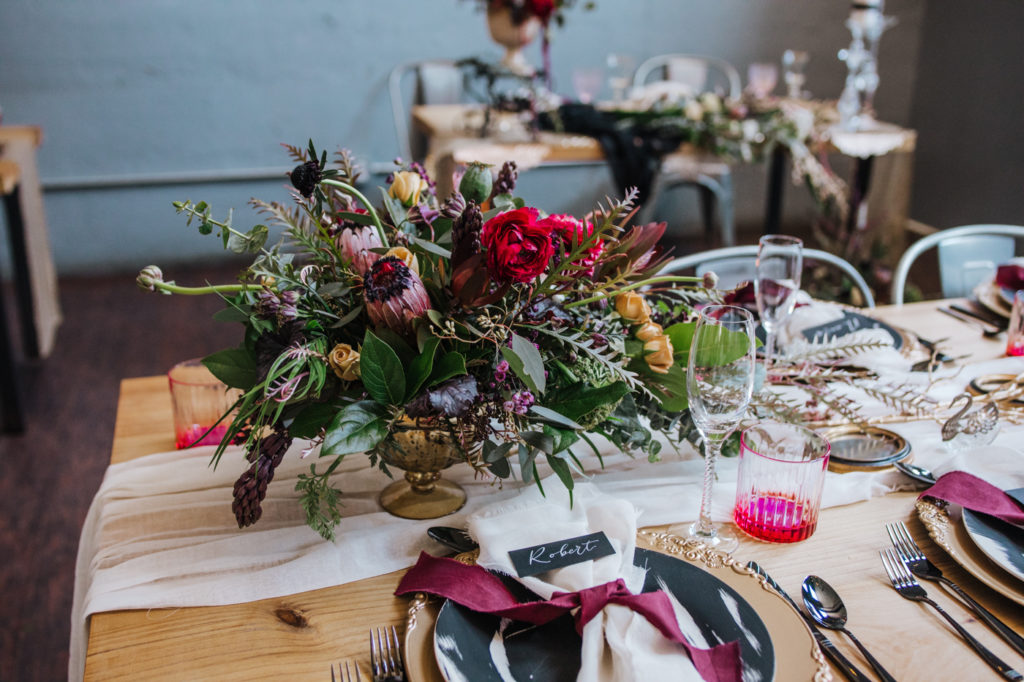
[909,0,1024,230]
[0,0,924,274]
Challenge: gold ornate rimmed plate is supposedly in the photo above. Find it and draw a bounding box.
[402,532,829,682]
[916,498,1024,607]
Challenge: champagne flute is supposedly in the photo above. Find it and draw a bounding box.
[755,235,803,371]
[686,304,757,553]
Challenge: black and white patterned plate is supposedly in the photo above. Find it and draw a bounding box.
[962,488,1024,585]
[432,548,774,682]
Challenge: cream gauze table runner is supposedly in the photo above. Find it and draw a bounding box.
[71,353,1024,681]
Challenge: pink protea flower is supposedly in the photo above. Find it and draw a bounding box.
[539,213,603,277]
[337,222,383,276]
[363,256,431,337]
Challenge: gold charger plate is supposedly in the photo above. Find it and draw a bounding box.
[403,531,830,682]
[916,498,1024,606]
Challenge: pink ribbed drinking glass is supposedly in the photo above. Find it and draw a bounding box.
[733,422,830,543]
[168,359,241,449]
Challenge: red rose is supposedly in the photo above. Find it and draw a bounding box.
[481,207,554,283]
[527,0,556,22]
[539,213,603,277]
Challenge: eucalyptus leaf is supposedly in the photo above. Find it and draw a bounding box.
[542,424,580,453]
[520,430,554,455]
[528,405,583,430]
[409,235,452,259]
[545,453,575,503]
[501,333,546,394]
[379,187,409,228]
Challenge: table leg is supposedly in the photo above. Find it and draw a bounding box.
[845,156,875,239]
[0,277,24,433]
[3,185,40,359]
[764,147,787,235]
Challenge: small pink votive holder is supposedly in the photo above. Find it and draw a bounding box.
[1006,290,1024,357]
[167,359,241,449]
[733,421,831,543]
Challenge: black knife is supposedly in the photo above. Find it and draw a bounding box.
[746,561,872,682]
[951,304,1008,331]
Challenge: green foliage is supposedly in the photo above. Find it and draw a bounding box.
[360,331,406,406]
[322,401,389,457]
[501,333,546,395]
[202,348,258,390]
[296,465,343,541]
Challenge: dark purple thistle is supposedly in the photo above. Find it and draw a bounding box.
[289,160,322,198]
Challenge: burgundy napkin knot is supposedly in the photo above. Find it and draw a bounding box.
[921,471,1024,527]
[395,551,742,682]
[996,263,1024,291]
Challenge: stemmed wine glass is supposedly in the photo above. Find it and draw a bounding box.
[755,235,803,371]
[686,304,757,553]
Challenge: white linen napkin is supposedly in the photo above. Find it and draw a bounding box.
[469,483,707,682]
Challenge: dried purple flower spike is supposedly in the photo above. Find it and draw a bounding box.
[232,429,292,528]
[289,160,322,198]
[363,256,431,337]
[450,200,483,270]
[494,160,518,195]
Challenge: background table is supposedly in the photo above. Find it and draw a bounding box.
[83,300,1024,681]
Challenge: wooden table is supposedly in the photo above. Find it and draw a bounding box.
[83,300,1024,681]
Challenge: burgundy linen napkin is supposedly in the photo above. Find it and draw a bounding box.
[995,264,1024,291]
[921,471,1024,526]
[396,551,742,682]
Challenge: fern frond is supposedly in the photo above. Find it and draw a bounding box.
[250,198,314,234]
[281,143,310,164]
[783,336,890,363]
[534,327,640,390]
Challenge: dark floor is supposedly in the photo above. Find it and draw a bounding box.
[0,262,242,682]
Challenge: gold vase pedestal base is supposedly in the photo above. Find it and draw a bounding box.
[378,470,467,520]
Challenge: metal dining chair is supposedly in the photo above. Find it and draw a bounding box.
[890,224,1024,304]
[388,59,465,162]
[662,245,876,308]
[632,54,743,246]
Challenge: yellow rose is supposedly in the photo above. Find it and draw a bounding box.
[634,320,664,342]
[643,334,674,374]
[385,246,419,276]
[615,291,652,324]
[327,343,361,381]
[389,171,427,206]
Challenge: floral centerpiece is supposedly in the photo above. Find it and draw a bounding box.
[138,142,714,540]
[471,0,595,81]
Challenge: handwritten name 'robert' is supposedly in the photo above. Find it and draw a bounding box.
[528,539,602,565]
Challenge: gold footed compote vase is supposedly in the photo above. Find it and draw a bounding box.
[486,4,541,76]
[377,419,478,520]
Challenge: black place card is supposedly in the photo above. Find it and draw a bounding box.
[508,531,616,578]
[801,310,903,350]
